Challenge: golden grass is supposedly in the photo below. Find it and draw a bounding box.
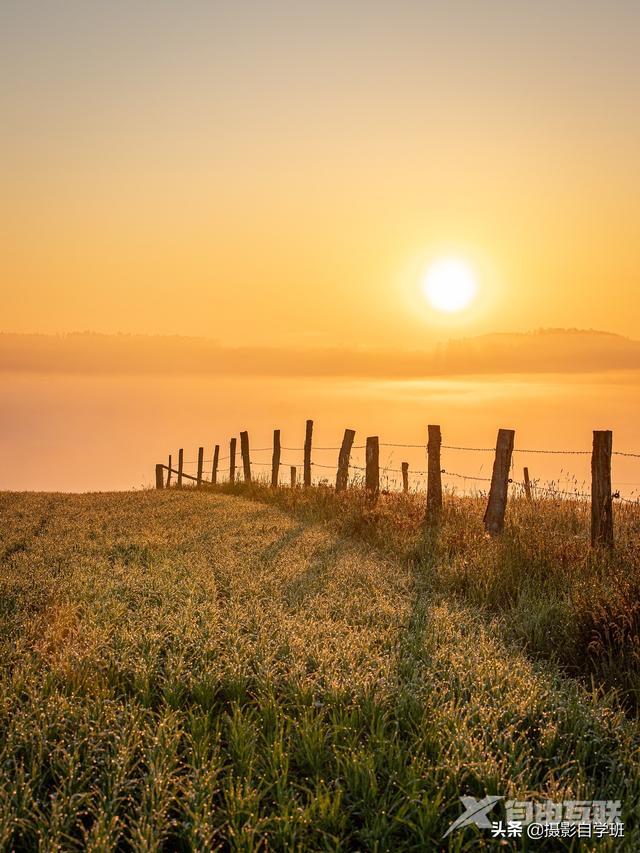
[0,488,639,849]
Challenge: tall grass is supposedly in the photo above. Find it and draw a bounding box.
[215,479,640,708]
[0,488,639,849]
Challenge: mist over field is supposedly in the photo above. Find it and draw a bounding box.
[2,328,640,377]
[2,333,638,495]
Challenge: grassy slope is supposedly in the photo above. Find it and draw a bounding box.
[213,481,640,707]
[0,490,638,850]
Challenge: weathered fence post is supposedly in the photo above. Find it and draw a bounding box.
[155,464,164,489]
[402,462,409,494]
[304,419,313,487]
[177,448,184,489]
[240,431,251,482]
[365,436,379,497]
[523,466,532,500]
[272,429,281,488]
[290,466,297,488]
[197,447,204,487]
[483,428,515,535]
[229,438,236,484]
[591,430,614,548]
[167,454,172,487]
[336,428,356,492]
[211,445,219,484]
[426,425,443,520]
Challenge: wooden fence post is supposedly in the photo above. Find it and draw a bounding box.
[591,430,614,548]
[240,431,251,483]
[336,428,356,492]
[211,445,219,484]
[197,447,204,487]
[483,428,515,535]
[229,438,236,484]
[155,464,164,489]
[365,436,379,497]
[426,425,442,520]
[402,462,409,494]
[167,454,172,487]
[271,429,281,488]
[523,466,532,500]
[304,419,313,487]
[177,448,184,489]
[290,466,297,488]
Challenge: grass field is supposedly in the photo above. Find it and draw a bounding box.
[1,487,639,850]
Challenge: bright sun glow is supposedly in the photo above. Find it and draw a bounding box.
[422,257,478,313]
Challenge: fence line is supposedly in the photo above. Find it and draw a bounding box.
[174,459,636,493]
[183,445,640,460]
[158,423,639,548]
[170,462,638,493]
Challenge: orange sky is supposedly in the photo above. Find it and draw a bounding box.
[2,1,639,348]
[2,3,640,492]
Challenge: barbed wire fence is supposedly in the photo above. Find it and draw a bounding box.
[156,421,639,548]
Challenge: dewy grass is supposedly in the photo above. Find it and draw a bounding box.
[0,488,639,849]
[216,478,640,707]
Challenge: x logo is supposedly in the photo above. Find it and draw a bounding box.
[443,795,504,837]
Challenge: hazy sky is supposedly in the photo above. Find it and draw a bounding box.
[2,1,639,347]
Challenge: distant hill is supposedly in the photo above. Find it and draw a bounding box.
[1,328,639,377]
[431,329,640,375]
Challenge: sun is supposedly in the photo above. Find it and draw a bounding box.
[421,257,478,314]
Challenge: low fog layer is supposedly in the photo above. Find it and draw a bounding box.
[2,329,640,377]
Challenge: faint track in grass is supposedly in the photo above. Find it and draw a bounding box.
[1,490,639,848]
